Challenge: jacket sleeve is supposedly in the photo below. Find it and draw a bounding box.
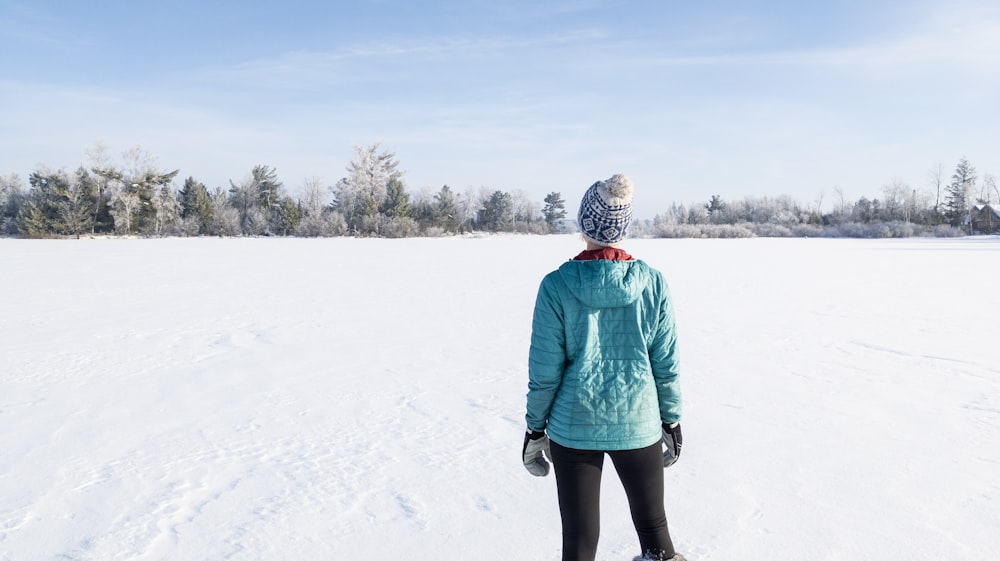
[525,274,566,432]
[649,274,682,424]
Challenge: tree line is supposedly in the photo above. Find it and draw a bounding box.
[0,144,568,239]
[633,157,996,238]
[0,146,994,239]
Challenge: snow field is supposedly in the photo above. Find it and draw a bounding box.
[1,235,998,561]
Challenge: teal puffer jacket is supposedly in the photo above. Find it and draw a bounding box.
[525,258,681,451]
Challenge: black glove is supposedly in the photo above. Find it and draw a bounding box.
[522,430,551,476]
[662,423,682,468]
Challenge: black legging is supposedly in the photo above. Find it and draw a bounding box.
[549,440,675,561]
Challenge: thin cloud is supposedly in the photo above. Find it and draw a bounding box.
[194,29,609,88]
[0,4,75,46]
[629,11,1000,70]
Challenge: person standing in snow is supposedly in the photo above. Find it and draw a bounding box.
[522,174,685,561]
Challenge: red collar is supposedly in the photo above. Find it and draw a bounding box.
[573,247,634,261]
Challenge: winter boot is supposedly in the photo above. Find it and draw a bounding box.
[632,552,686,561]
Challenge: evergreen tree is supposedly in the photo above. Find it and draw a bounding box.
[21,170,68,235]
[410,191,436,232]
[57,171,96,236]
[228,176,258,235]
[0,174,26,235]
[90,165,127,232]
[93,159,178,235]
[274,195,301,236]
[380,176,411,219]
[228,165,282,235]
[63,167,102,234]
[13,169,97,236]
[705,195,727,224]
[478,190,513,232]
[945,157,976,228]
[542,191,566,232]
[17,200,50,238]
[253,165,282,216]
[434,185,458,232]
[178,177,213,234]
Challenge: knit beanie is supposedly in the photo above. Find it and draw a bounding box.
[577,174,634,246]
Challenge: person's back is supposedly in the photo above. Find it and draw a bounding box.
[528,257,679,451]
[522,175,686,561]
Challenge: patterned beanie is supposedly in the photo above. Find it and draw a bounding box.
[577,174,634,246]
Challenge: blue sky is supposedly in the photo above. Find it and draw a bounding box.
[2,0,998,216]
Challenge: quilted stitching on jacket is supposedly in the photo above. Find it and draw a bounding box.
[526,259,681,451]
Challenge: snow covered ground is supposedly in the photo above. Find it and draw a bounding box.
[1,235,998,561]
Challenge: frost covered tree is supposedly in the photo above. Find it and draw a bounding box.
[459,187,486,232]
[705,195,727,224]
[209,187,241,236]
[92,146,178,235]
[228,165,283,235]
[666,203,687,225]
[0,173,25,235]
[511,189,543,233]
[852,197,875,224]
[295,177,333,237]
[110,190,142,235]
[686,204,708,225]
[253,165,282,220]
[881,179,909,222]
[434,185,459,233]
[335,143,402,235]
[980,173,998,204]
[829,186,849,224]
[18,170,65,237]
[149,185,181,236]
[928,163,946,219]
[16,168,96,237]
[57,171,97,236]
[84,142,115,233]
[228,175,265,235]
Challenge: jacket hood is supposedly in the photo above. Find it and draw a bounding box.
[557,259,648,309]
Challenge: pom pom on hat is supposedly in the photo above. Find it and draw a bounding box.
[578,174,634,246]
[601,174,634,205]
